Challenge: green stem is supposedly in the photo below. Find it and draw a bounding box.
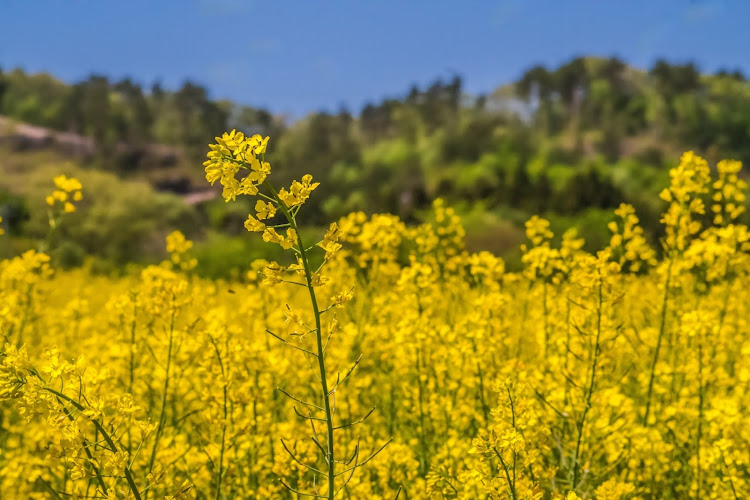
[209,335,229,500]
[542,281,549,358]
[494,448,517,500]
[147,300,177,482]
[572,278,603,490]
[697,337,704,497]
[643,259,673,426]
[128,296,138,397]
[43,387,143,500]
[506,385,517,495]
[59,403,109,496]
[266,181,336,499]
[127,295,138,457]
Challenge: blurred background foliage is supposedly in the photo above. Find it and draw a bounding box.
[1,56,748,276]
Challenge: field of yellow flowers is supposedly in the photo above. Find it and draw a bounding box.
[1,135,750,500]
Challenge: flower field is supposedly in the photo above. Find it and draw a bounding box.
[1,137,749,499]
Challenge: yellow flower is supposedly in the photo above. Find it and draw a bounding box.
[262,228,283,245]
[255,200,277,220]
[280,228,298,250]
[331,287,354,307]
[525,215,553,246]
[278,175,319,208]
[204,131,271,202]
[46,174,83,213]
[318,240,341,260]
[262,261,284,285]
[244,215,266,232]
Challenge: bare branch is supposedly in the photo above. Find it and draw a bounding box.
[280,438,328,476]
[279,479,328,499]
[266,329,318,357]
[278,387,324,410]
[329,355,363,394]
[333,407,376,430]
[334,438,392,477]
[294,406,327,422]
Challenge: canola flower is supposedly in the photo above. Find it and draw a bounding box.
[203,130,390,499]
[0,149,748,499]
[45,174,83,216]
[41,174,84,253]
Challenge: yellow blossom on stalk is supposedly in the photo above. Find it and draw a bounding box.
[46,174,83,214]
[322,222,340,244]
[254,200,277,220]
[427,198,466,260]
[0,344,32,400]
[165,231,197,271]
[594,479,635,499]
[277,174,320,208]
[309,270,329,287]
[166,230,192,255]
[0,216,4,236]
[261,227,283,245]
[281,229,298,250]
[711,159,747,225]
[202,133,386,498]
[338,212,406,274]
[262,261,284,285]
[608,203,657,273]
[525,215,554,246]
[683,223,750,287]
[140,265,190,315]
[521,216,570,284]
[468,251,505,286]
[331,287,354,307]
[262,227,297,249]
[1,249,53,286]
[319,240,342,260]
[570,248,621,291]
[560,228,585,260]
[660,151,711,253]
[244,214,265,232]
[204,130,270,201]
[318,222,342,260]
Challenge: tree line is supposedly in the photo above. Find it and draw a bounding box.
[1,57,749,230]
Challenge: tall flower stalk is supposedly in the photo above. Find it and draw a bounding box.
[643,152,710,425]
[203,130,389,498]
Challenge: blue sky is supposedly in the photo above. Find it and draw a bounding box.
[1,0,748,117]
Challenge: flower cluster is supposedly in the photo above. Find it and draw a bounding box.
[659,151,711,253]
[608,203,657,273]
[165,230,197,272]
[204,130,270,201]
[45,174,83,214]
[521,216,569,283]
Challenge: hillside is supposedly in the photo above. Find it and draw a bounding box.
[1,56,749,270]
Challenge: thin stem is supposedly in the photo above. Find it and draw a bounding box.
[494,448,517,500]
[265,181,336,499]
[209,335,228,500]
[127,294,138,457]
[147,300,177,482]
[643,258,673,425]
[43,387,143,500]
[571,277,603,489]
